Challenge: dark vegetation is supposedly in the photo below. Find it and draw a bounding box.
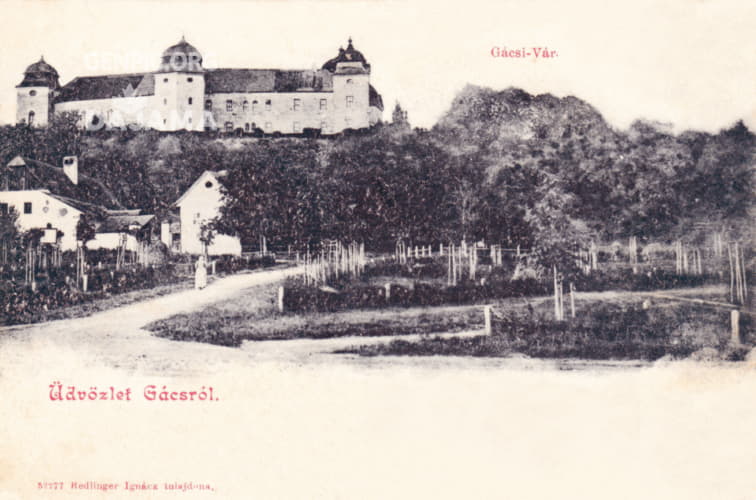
[341,302,752,361]
[0,253,275,326]
[1,86,752,267]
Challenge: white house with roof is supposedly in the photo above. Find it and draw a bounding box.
[0,155,153,251]
[171,170,241,256]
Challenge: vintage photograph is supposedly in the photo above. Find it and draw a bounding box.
[0,0,754,498]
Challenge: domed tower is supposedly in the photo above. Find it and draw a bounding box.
[16,57,60,127]
[154,37,206,131]
[322,38,373,132]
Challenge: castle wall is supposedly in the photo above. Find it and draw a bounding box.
[54,96,155,130]
[205,91,338,134]
[331,72,370,131]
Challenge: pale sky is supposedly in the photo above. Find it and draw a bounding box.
[0,0,753,133]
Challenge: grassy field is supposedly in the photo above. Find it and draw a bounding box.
[147,280,487,347]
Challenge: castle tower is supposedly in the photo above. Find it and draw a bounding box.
[322,38,372,131]
[16,57,60,127]
[154,38,206,131]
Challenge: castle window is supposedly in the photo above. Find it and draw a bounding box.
[264,122,272,131]
[346,95,354,108]
[226,100,233,112]
[252,100,258,113]
[293,122,301,133]
[346,79,353,84]
[27,111,35,126]
[23,202,32,214]
[187,77,193,83]
[29,90,37,96]
[320,121,328,133]
[163,78,169,83]
[188,97,193,105]
[244,123,250,132]
[205,99,212,110]
[243,101,249,112]
[205,181,213,188]
[188,117,192,124]
[319,99,327,111]
[265,100,271,111]
[224,121,233,132]
[163,98,168,106]
[293,98,301,111]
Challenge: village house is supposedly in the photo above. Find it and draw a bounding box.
[0,155,154,251]
[17,37,384,134]
[167,170,241,256]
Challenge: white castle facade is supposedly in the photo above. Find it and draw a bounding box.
[16,38,383,135]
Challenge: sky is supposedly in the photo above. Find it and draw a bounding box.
[0,0,753,134]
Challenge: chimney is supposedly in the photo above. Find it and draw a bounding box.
[62,156,78,185]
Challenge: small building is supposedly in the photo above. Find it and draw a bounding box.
[0,155,152,251]
[172,170,241,256]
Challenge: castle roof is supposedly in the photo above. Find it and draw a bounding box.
[2,156,124,210]
[204,68,333,93]
[322,38,370,73]
[56,73,154,103]
[18,56,60,88]
[159,37,204,73]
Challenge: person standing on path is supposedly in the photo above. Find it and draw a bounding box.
[195,254,208,290]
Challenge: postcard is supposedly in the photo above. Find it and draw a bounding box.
[0,0,754,498]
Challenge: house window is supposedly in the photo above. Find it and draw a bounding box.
[23,202,32,214]
[252,100,258,113]
[226,100,233,112]
[27,111,35,125]
[224,121,233,132]
[346,95,354,108]
[319,99,327,111]
[205,99,212,110]
[265,99,271,111]
[293,98,301,111]
[188,97,193,105]
[243,101,249,112]
[293,122,301,133]
[29,90,37,96]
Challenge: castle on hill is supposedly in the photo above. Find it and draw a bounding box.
[16,37,384,135]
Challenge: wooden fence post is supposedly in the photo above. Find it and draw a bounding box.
[277,286,285,313]
[731,309,741,345]
[484,305,492,335]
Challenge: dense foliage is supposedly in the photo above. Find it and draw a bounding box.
[1,86,752,268]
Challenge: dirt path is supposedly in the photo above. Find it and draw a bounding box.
[0,272,732,377]
[0,266,302,376]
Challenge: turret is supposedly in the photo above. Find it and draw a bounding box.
[16,56,60,127]
[322,38,372,132]
[153,37,206,131]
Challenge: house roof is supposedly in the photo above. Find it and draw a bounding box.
[56,73,154,103]
[2,156,124,210]
[204,69,333,93]
[97,214,154,233]
[174,170,227,207]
